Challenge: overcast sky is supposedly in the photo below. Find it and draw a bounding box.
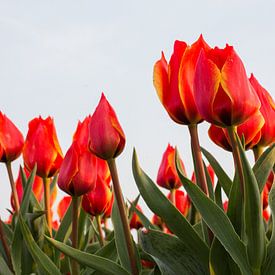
[0,0,274,219]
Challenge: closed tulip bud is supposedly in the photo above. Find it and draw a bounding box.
[249,74,275,147]
[88,93,125,160]
[57,196,72,220]
[194,45,261,127]
[103,192,114,219]
[23,116,63,178]
[167,190,190,216]
[157,144,186,190]
[58,142,97,196]
[191,165,215,186]
[0,112,24,162]
[130,204,143,230]
[82,177,113,216]
[208,110,265,151]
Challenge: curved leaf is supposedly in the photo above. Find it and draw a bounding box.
[0,254,13,275]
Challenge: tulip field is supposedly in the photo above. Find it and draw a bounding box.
[0,35,275,275]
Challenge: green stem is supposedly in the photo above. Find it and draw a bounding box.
[169,188,176,205]
[43,177,52,236]
[6,162,20,215]
[107,158,138,275]
[96,215,105,247]
[71,196,80,275]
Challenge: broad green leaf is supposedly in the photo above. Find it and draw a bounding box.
[128,195,140,219]
[78,207,88,250]
[140,229,208,275]
[46,237,130,275]
[0,254,13,275]
[253,144,275,192]
[201,147,232,197]
[236,136,266,270]
[175,151,251,274]
[0,221,12,244]
[214,183,223,209]
[132,149,209,269]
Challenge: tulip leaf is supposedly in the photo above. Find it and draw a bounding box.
[262,185,275,274]
[18,215,61,275]
[201,147,232,197]
[175,150,251,274]
[140,229,208,275]
[78,208,88,250]
[253,143,275,192]
[45,236,130,275]
[0,254,13,275]
[132,149,209,270]
[236,136,266,270]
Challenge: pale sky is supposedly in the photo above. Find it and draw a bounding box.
[0,0,274,219]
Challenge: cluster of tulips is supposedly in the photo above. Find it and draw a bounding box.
[0,35,274,275]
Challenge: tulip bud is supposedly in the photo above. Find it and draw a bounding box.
[0,112,24,162]
[82,177,113,216]
[88,93,125,160]
[167,190,190,216]
[130,204,143,230]
[58,142,97,196]
[223,201,228,212]
[102,192,114,219]
[249,74,275,147]
[194,45,261,127]
[191,165,215,186]
[157,144,186,190]
[57,196,72,220]
[23,116,63,178]
[152,214,163,229]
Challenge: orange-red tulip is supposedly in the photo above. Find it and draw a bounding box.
[194,45,260,127]
[157,144,186,190]
[151,214,163,229]
[102,192,114,219]
[130,204,143,230]
[89,93,125,160]
[266,172,274,192]
[0,112,24,162]
[249,74,275,147]
[191,165,215,186]
[82,177,113,216]
[263,184,269,210]
[23,116,63,178]
[263,208,270,222]
[57,196,72,220]
[208,110,265,151]
[58,142,97,196]
[167,190,190,216]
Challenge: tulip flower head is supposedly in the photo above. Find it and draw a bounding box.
[167,190,190,216]
[57,196,72,221]
[0,112,24,162]
[23,116,63,178]
[191,165,215,186]
[130,204,144,230]
[89,93,125,160]
[194,45,261,127]
[157,144,186,190]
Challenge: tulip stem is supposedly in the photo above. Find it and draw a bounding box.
[107,158,138,275]
[43,178,52,236]
[96,215,105,247]
[227,126,244,195]
[71,196,80,275]
[6,162,20,215]
[170,189,176,205]
[188,124,209,195]
[253,145,265,161]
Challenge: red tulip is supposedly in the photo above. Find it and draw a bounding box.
[82,177,113,216]
[157,144,186,190]
[266,172,274,191]
[88,93,125,160]
[130,204,143,230]
[23,116,63,178]
[194,45,260,127]
[249,74,275,147]
[57,196,72,220]
[208,110,265,151]
[191,165,215,186]
[223,201,228,212]
[0,112,24,162]
[167,190,190,216]
[263,184,269,210]
[58,142,97,196]
[263,208,270,222]
[102,192,114,219]
[151,214,163,228]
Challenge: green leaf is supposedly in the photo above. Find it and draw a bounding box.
[132,149,209,269]
[78,208,88,250]
[140,229,208,275]
[0,254,13,275]
[214,183,223,209]
[46,237,130,275]
[236,136,266,270]
[175,150,251,275]
[201,147,232,197]
[253,144,275,192]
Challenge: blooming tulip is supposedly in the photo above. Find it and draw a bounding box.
[194,45,260,127]
[157,144,186,190]
[249,74,275,147]
[0,112,24,162]
[130,204,143,230]
[58,142,97,196]
[23,116,63,178]
[88,93,125,160]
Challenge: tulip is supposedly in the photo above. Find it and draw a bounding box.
[129,204,143,230]
[57,196,72,221]
[58,142,97,196]
[88,93,125,160]
[167,190,190,217]
[208,110,265,151]
[249,74,275,147]
[23,116,63,178]
[157,144,186,190]
[103,192,114,219]
[194,45,261,127]
[263,184,269,210]
[223,201,229,212]
[266,172,274,191]
[191,165,215,186]
[263,208,270,222]
[151,214,163,229]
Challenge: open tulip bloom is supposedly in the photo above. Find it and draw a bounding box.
[1,36,275,275]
